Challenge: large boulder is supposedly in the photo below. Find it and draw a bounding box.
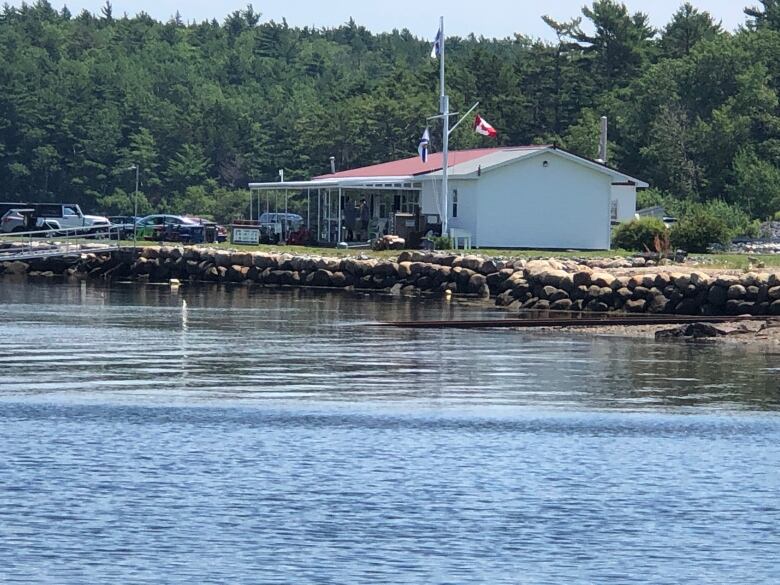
[310,269,333,287]
[708,286,729,307]
[715,274,740,288]
[3,261,29,275]
[460,255,482,271]
[479,259,498,275]
[654,273,672,289]
[468,273,488,294]
[496,290,515,307]
[214,251,232,268]
[550,298,573,311]
[648,294,670,314]
[624,299,647,313]
[674,298,701,315]
[539,269,569,289]
[727,284,747,300]
[689,272,710,288]
[252,253,275,270]
[572,271,592,288]
[591,272,617,289]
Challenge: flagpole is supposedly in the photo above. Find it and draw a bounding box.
[449,101,480,136]
[439,16,450,238]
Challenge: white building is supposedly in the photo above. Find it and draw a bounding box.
[248,145,648,250]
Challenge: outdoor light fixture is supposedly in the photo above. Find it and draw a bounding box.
[543,160,549,167]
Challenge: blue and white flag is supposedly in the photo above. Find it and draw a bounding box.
[418,127,430,162]
[431,29,442,59]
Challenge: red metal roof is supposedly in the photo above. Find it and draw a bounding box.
[315,147,544,179]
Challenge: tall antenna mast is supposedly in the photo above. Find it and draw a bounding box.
[439,16,450,237]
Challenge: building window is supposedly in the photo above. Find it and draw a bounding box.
[452,189,458,218]
[610,199,619,221]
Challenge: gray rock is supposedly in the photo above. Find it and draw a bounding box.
[468,273,487,294]
[674,298,701,315]
[550,298,573,311]
[548,289,569,303]
[479,259,498,275]
[708,286,728,307]
[625,299,647,313]
[572,271,592,287]
[655,322,727,340]
[648,295,670,314]
[496,290,515,307]
[728,284,747,300]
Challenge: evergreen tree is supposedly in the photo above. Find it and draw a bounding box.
[660,3,722,59]
[745,0,780,30]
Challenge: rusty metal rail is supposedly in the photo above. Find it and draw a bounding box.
[375,314,778,330]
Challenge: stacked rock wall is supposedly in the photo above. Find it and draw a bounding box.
[2,247,779,316]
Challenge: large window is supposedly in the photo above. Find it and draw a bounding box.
[399,190,419,213]
[452,189,459,218]
[610,200,619,221]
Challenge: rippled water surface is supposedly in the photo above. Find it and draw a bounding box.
[0,280,778,584]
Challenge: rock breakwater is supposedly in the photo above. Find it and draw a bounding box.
[2,246,780,316]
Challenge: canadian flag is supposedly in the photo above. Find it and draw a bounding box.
[474,114,497,138]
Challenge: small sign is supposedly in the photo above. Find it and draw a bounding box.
[232,227,260,245]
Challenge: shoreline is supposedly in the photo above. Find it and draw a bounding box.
[1,245,779,348]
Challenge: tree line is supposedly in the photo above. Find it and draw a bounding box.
[1,0,780,224]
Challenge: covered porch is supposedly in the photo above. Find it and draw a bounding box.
[246,177,428,247]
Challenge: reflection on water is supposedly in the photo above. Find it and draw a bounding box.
[0,279,777,410]
[0,280,778,584]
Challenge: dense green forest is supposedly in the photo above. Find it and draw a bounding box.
[1,0,780,224]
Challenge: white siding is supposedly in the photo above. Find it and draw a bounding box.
[419,179,478,237]
[474,153,612,249]
[420,181,438,216]
[611,183,638,222]
[445,179,478,239]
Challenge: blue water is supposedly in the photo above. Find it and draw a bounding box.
[0,280,778,583]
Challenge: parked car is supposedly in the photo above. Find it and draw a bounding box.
[0,202,110,234]
[107,216,141,240]
[0,208,62,234]
[257,212,304,243]
[185,216,228,242]
[136,215,223,244]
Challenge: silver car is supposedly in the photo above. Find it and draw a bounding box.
[0,209,61,233]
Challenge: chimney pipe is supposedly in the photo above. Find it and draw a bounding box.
[329,156,336,174]
[598,116,608,164]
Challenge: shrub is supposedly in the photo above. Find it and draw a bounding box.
[612,217,668,252]
[431,236,452,250]
[670,209,732,253]
[774,210,780,221]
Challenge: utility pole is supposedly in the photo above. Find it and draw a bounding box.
[126,165,139,250]
[439,16,450,238]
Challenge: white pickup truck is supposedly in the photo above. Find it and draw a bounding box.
[35,203,111,231]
